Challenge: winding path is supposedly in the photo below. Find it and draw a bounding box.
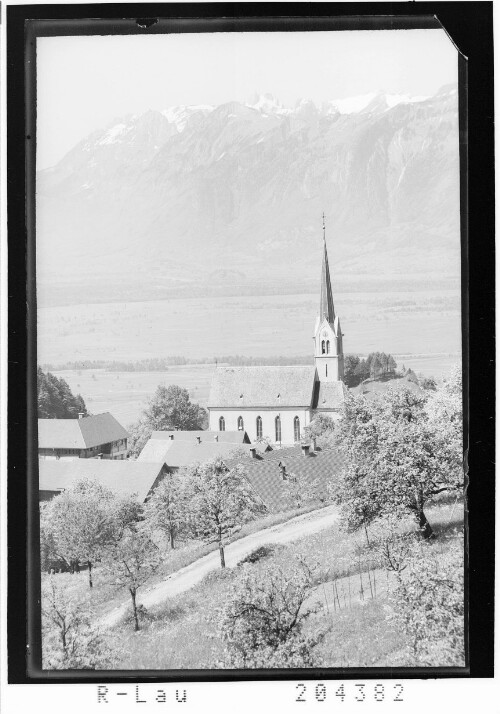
[101,504,340,629]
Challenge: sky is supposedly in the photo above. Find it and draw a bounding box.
[37,29,457,169]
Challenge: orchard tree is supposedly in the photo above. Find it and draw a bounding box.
[184,458,266,568]
[215,556,323,667]
[41,578,111,669]
[334,385,463,539]
[303,413,336,449]
[103,528,161,631]
[283,470,322,510]
[143,472,188,550]
[128,385,207,457]
[42,479,141,587]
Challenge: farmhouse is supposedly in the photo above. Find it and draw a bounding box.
[38,412,129,460]
[224,443,345,512]
[208,233,347,444]
[38,458,167,502]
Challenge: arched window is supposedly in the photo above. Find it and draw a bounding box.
[237,416,244,431]
[294,416,300,442]
[256,416,263,439]
[321,340,326,354]
[326,364,328,378]
[219,416,225,431]
[275,416,281,443]
[326,340,330,354]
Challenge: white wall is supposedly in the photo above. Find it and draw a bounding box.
[209,408,312,445]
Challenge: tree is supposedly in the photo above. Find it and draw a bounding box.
[370,355,382,378]
[333,385,463,539]
[389,539,464,665]
[303,413,336,448]
[421,377,437,391]
[41,578,111,669]
[102,528,161,631]
[343,354,360,387]
[354,358,369,382]
[215,557,324,667]
[143,472,188,550]
[37,367,88,419]
[128,385,207,457]
[283,470,322,510]
[184,458,266,568]
[41,479,140,588]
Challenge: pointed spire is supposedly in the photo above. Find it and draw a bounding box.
[319,214,335,324]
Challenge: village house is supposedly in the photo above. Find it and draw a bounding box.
[38,412,129,460]
[137,429,261,472]
[207,232,347,445]
[38,458,167,502]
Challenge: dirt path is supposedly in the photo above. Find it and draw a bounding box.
[101,504,340,629]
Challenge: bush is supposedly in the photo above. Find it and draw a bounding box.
[237,543,284,566]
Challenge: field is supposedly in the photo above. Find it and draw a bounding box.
[39,287,461,424]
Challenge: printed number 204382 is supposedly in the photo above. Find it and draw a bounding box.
[295,683,404,703]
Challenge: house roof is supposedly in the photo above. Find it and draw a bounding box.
[38,458,165,502]
[150,430,249,444]
[38,413,129,450]
[208,366,316,408]
[313,381,347,410]
[138,438,241,469]
[224,447,345,512]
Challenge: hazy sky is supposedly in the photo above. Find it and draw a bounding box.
[37,29,457,169]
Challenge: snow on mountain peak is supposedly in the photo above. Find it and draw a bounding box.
[246,93,290,115]
[161,104,214,133]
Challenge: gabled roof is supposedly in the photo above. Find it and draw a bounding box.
[151,430,249,444]
[38,413,129,450]
[138,438,241,469]
[313,381,347,410]
[208,365,316,408]
[224,447,345,512]
[38,459,165,502]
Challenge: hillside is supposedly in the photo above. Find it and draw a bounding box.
[36,87,460,307]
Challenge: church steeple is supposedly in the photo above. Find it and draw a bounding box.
[319,213,336,324]
[314,214,344,382]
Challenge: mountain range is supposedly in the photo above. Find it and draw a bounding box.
[36,87,460,307]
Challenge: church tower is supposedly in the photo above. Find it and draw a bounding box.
[314,216,344,382]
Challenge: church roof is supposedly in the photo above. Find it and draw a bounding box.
[208,365,316,408]
[319,237,336,324]
[313,381,347,410]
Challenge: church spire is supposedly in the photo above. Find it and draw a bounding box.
[319,213,335,324]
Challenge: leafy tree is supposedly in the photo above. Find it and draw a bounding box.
[37,367,88,419]
[303,413,336,448]
[389,539,464,665]
[184,458,266,568]
[41,578,111,669]
[333,385,463,539]
[354,358,369,382]
[283,470,322,510]
[370,355,382,378]
[128,385,207,457]
[421,377,437,391]
[41,479,141,587]
[215,556,324,667]
[102,528,161,631]
[143,472,188,550]
[343,354,360,387]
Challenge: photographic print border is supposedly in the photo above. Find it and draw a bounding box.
[6,1,494,683]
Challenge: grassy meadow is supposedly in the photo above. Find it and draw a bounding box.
[43,498,464,670]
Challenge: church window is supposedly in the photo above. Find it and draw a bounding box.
[321,340,326,354]
[326,340,330,354]
[256,416,263,439]
[219,416,225,431]
[294,416,300,442]
[237,416,244,431]
[326,364,328,377]
[275,416,282,443]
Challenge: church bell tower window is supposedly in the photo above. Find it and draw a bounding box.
[275,416,281,443]
[219,416,225,431]
[256,416,262,439]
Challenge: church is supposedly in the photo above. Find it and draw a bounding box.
[208,228,347,445]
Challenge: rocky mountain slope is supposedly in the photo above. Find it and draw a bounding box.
[36,87,460,306]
